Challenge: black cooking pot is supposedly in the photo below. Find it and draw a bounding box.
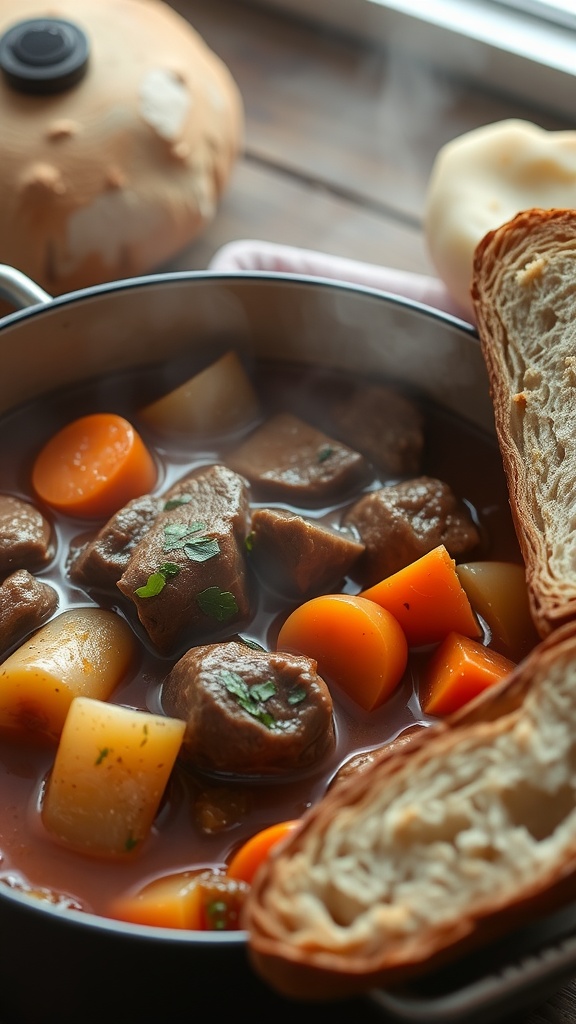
[0,266,493,1024]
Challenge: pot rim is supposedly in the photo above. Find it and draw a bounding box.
[0,265,477,336]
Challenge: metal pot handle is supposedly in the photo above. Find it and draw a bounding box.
[0,265,52,310]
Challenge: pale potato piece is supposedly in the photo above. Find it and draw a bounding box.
[42,697,185,858]
[138,350,260,436]
[0,608,136,742]
[456,562,539,662]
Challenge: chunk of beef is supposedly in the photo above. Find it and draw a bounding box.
[249,507,364,596]
[0,496,52,574]
[328,384,424,477]
[329,725,425,791]
[0,570,58,655]
[69,494,163,589]
[117,465,251,654]
[162,640,335,776]
[343,475,481,586]
[227,412,370,504]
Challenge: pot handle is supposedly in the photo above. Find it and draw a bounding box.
[0,265,52,311]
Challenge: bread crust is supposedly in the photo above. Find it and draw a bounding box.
[471,208,576,638]
[245,621,576,999]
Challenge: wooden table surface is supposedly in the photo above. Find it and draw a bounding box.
[167,3,575,1021]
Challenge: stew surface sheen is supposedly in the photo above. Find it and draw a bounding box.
[0,355,521,922]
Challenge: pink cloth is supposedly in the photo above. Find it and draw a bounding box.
[208,239,472,324]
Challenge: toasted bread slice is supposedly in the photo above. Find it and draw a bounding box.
[471,208,576,638]
[244,621,576,999]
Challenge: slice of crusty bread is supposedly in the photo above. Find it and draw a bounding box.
[471,208,576,639]
[244,621,576,999]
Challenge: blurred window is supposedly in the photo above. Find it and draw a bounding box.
[250,0,576,117]
[497,1,576,30]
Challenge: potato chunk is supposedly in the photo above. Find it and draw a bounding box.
[0,608,136,742]
[138,350,260,436]
[42,697,185,858]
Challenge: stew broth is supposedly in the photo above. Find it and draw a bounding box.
[0,355,522,921]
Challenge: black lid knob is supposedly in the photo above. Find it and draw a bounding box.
[0,18,89,94]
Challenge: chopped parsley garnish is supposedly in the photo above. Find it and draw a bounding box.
[206,899,231,931]
[221,670,277,729]
[163,521,220,563]
[95,747,110,766]
[134,562,180,598]
[245,531,255,553]
[163,494,192,510]
[125,833,139,853]
[287,685,307,706]
[237,635,266,651]
[317,445,334,463]
[197,586,238,621]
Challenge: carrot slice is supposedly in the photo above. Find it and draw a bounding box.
[110,870,249,931]
[32,413,157,519]
[277,593,408,711]
[422,631,515,717]
[361,544,481,647]
[227,820,301,885]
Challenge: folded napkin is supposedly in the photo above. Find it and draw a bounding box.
[208,239,472,324]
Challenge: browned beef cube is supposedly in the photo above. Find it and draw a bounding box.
[343,475,480,586]
[69,494,163,589]
[162,640,335,776]
[227,412,370,504]
[329,384,424,477]
[117,465,251,654]
[0,569,58,655]
[0,496,53,574]
[249,507,364,595]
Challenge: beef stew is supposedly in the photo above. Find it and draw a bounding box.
[0,350,527,929]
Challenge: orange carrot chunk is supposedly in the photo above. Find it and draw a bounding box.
[361,544,481,647]
[109,869,248,931]
[227,820,301,885]
[32,413,157,519]
[422,631,515,717]
[277,593,408,711]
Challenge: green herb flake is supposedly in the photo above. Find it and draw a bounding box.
[287,685,307,706]
[245,532,255,553]
[125,833,139,853]
[250,679,277,702]
[134,562,180,598]
[206,899,231,931]
[163,521,220,563]
[197,587,238,622]
[140,724,149,747]
[95,747,110,766]
[163,494,192,511]
[221,670,277,729]
[237,635,265,651]
[317,445,334,463]
[163,521,205,548]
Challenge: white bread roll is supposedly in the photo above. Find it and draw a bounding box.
[244,621,576,998]
[0,0,243,293]
[425,121,576,320]
[471,207,576,639]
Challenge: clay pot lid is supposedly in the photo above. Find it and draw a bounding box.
[0,0,243,294]
[0,17,90,94]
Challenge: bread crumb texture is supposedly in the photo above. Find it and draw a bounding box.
[257,655,576,957]
[516,256,546,285]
